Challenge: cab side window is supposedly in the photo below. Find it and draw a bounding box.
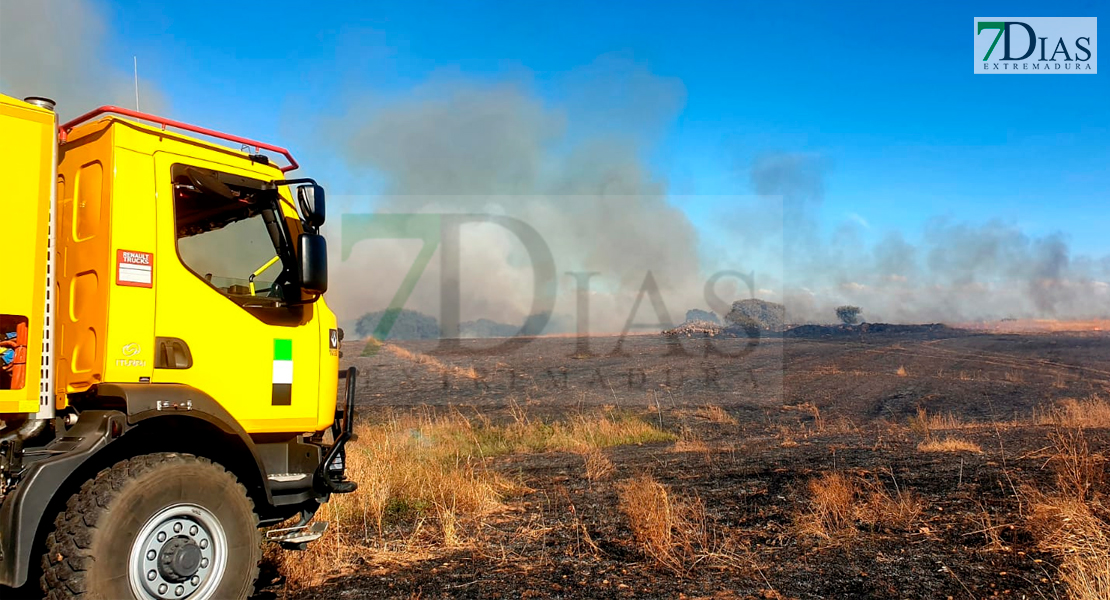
[172,164,306,325]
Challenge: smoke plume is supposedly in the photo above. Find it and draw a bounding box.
[0,0,164,118]
[751,154,1110,324]
[331,56,704,333]
[330,64,1110,331]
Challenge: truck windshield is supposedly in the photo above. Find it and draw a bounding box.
[172,165,296,310]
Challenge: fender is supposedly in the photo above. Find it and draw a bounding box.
[0,411,125,588]
[96,382,275,505]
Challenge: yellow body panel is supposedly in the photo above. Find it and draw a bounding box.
[50,115,340,433]
[56,121,115,398]
[0,95,53,415]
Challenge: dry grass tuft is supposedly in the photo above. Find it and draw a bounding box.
[1042,396,1110,429]
[618,475,734,574]
[908,407,963,438]
[796,472,858,541]
[1026,493,1110,599]
[697,404,738,425]
[359,337,382,357]
[1044,428,1106,504]
[277,408,672,588]
[1023,428,1110,600]
[781,402,824,432]
[796,472,924,541]
[917,438,983,454]
[583,447,615,482]
[858,477,923,531]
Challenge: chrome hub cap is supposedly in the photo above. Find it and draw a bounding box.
[129,504,226,600]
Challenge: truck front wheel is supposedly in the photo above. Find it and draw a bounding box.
[41,453,261,600]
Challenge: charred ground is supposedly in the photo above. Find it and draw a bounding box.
[260,328,1110,599]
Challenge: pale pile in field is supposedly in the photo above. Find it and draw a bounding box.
[663,319,724,338]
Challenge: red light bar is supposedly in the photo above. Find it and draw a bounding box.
[58,105,299,173]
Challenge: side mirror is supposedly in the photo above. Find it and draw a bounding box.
[299,233,328,295]
[297,184,326,231]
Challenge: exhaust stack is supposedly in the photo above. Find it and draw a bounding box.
[23,97,56,112]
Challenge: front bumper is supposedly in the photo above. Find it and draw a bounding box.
[316,367,357,494]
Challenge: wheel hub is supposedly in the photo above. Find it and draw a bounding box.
[129,504,227,600]
[158,537,202,582]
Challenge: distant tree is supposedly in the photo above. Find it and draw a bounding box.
[685,309,720,324]
[835,305,862,325]
[354,309,440,340]
[459,318,520,338]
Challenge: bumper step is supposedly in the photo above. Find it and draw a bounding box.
[266,521,328,550]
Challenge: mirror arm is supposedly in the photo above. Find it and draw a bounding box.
[267,177,318,189]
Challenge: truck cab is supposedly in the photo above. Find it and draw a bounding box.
[0,94,356,599]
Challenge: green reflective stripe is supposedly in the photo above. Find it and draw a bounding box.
[273,339,292,361]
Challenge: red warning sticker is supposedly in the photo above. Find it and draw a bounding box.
[117,250,153,288]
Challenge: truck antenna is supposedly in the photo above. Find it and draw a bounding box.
[133,56,140,111]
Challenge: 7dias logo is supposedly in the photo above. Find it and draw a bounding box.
[975,17,1096,74]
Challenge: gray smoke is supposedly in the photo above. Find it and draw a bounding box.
[0,0,165,119]
[749,154,1110,323]
[331,57,704,333]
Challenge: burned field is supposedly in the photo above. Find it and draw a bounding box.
[264,329,1110,599]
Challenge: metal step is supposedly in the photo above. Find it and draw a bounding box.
[267,520,328,550]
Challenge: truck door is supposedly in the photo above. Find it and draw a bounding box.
[151,151,321,433]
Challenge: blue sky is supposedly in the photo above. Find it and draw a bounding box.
[93,0,1109,257]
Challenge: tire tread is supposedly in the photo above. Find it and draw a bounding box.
[41,452,259,599]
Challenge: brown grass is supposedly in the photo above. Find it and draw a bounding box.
[618,475,736,574]
[382,343,480,380]
[916,438,983,453]
[908,407,964,439]
[972,503,1010,551]
[276,408,674,588]
[795,473,858,541]
[858,476,923,531]
[1041,396,1110,429]
[1022,428,1110,600]
[359,336,382,357]
[582,447,615,482]
[781,402,824,432]
[796,472,924,541]
[697,404,738,425]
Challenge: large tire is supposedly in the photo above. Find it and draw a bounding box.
[41,453,261,600]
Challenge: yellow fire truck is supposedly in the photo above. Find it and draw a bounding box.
[0,93,356,599]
